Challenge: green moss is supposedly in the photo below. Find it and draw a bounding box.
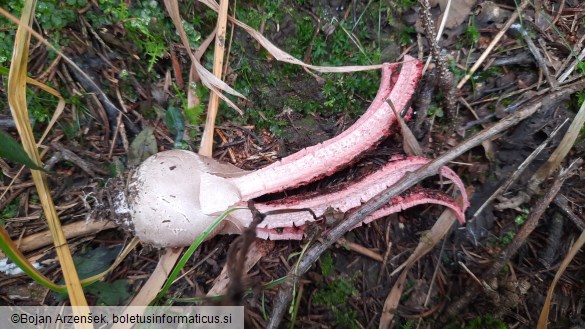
[319,251,334,276]
[313,276,360,328]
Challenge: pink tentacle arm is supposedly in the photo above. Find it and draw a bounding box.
[253,189,465,240]
[227,56,422,200]
[125,57,467,248]
[223,156,469,239]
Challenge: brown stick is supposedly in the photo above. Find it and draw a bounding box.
[553,195,585,232]
[17,220,117,252]
[266,78,585,329]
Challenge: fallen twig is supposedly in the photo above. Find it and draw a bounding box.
[336,237,384,262]
[16,220,117,253]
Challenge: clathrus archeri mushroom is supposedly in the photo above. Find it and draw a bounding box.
[122,56,469,247]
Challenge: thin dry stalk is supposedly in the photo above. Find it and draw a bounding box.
[557,46,585,83]
[508,24,558,89]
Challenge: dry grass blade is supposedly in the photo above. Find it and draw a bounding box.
[529,99,585,191]
[390,209,459,277]
[200,0,396,73]
[188,27,217,109]
[0,64,65,206]
[200,0,230,156]
[11,73,66,144]
[7,0,91,320]
[164,0,243,114]
[537,229,585,329]
[379,270,408,329]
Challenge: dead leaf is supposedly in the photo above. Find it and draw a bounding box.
[481,140,495,162]
[127,127,157,167]
[387,99,423,156]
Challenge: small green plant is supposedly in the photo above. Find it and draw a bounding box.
[467,315,507,329]
[578,90,585,106]
[500,231,516,247]
[485,229,516,250]
[396,319,416,329]
[0,0,87,63]
[91,0,172,71]
[465,17,480,46]
[0,199,19,226]
[224,3,384,135]
[399,26,416,45]
[514,208,529,225]
[173,83,206,126]
[428,107,444,118]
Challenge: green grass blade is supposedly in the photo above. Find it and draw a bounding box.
[155,208,244,302]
